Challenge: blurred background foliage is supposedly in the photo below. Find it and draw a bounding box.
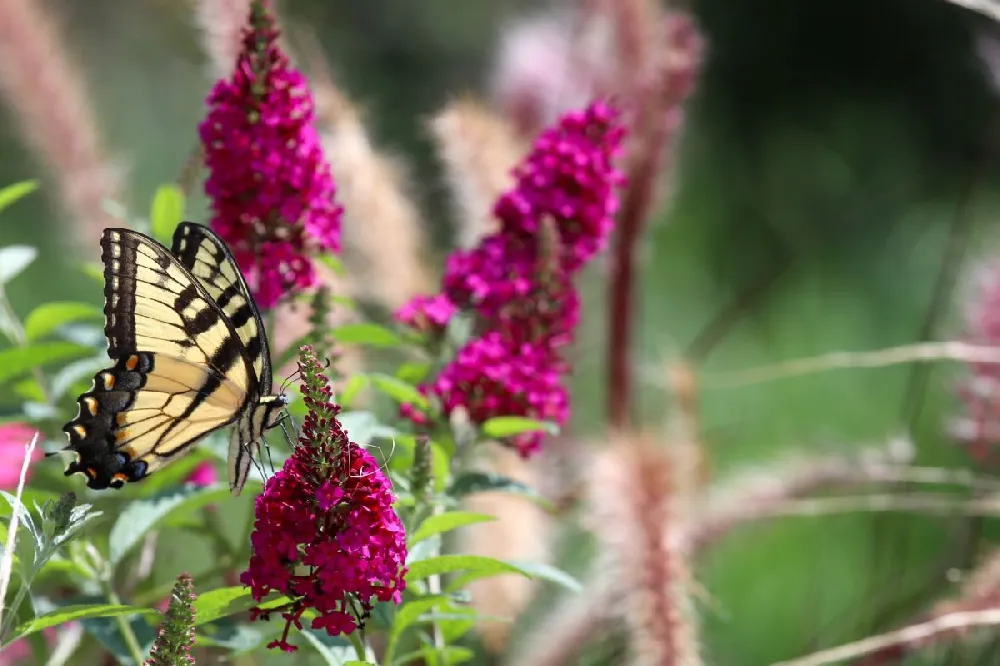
[4,0,1000,663]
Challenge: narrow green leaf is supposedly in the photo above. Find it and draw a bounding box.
[149,185,185,244]
[0,180,38,214]
[0,246,37,285]
[480,416,558,439]
[23,302,103,342]
[332,323,402,347]
[369,373,429,410]
[496,561,582,593]
[449,472,554,511]
[0,342,91,384]
[109,484,232,564]
[410,512,496,546]
[9,604,157,644]
[405,555,527,584]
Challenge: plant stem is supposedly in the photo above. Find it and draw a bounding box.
[606,110,667,430]
[104,584,145,665]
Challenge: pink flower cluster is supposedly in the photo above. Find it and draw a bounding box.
[199,0,342,308]
[241,347,407,651]
[396,101,626,455]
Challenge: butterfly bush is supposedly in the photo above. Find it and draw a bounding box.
[199,0,342,309]
[396,101,626,455]
[241,346,407,652]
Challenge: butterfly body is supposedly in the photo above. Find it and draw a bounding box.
[61,222,287,495]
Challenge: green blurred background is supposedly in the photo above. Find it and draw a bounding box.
[5,0,1000,663]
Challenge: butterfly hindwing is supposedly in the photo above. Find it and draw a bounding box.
[62,351,246,488]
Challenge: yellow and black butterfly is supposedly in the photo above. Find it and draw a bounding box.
[58,222,288,496]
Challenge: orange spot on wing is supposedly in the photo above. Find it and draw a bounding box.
[112,472,128,483]
[125,355,139,371]
[102,373,116,390]
[72,425,86,439]
[116,413,127,427]
[84,467,96,479]
[84,397,98,416]
[114,430,131,444]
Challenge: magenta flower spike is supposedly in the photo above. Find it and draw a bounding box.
[199,0,342,308]
[241,346,407,651]
[396,100,626,456]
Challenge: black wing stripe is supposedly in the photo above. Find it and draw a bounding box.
[171,222,273,395]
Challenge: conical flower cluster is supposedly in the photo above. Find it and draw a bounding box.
[241,346,407,651]
[199,0,342,308]
[396,101,626,455]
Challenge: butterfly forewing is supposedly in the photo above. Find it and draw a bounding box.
[171,222,272,394]
[61,226,281,494]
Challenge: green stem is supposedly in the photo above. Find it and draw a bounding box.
[104,584,145,665]
[347,631,373,663]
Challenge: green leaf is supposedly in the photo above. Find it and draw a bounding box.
[194,588,292,626]
[338,411,401,447]
[332,323,402,347]
[385,596,448,662]
[405,555,528,584]
[0,342,91,384]
[449,472,554,511]
[446,561,581,595]
[23,302,103,342]
[108,484,233,564]
[13,377,45,402]
[8,604,157,644]
[149,184,185,244]
[79,263,104,284]
[317,253,346,276]
[395,361,431,385]
[369,373,428,410]
[410,512,496,546]
[337,374,370,408]
[480,416,558,439]
[0,180,38,214]
[299,630,355,665]
[0,245,37,285]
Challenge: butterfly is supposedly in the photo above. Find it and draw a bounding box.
[58,222,289,496]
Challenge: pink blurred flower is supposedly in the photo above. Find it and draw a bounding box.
[185,461,218,487]
[0,627,59,665]
[0,422,42,489]
[199,0,342,309]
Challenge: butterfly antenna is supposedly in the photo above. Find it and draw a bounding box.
[279,368,303,395]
